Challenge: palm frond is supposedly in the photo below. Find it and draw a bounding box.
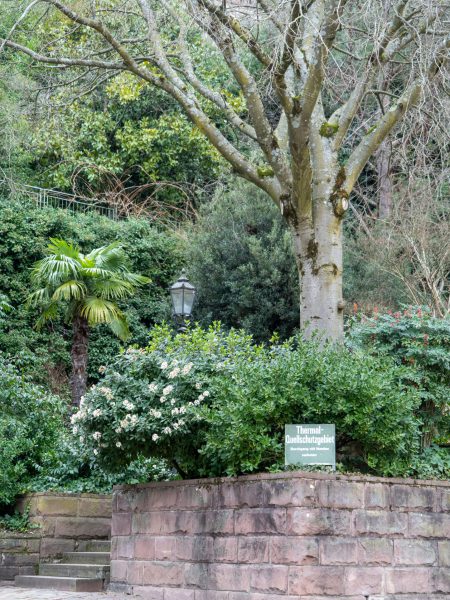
[80,266,116,279]
[87,242,128,272]
[52,280,87,302]
[27,287,51,307]
[35,302,59,329]
[109,315,131,341]
[48,238,80,259]
[80,297,121,325]
[31,255,81,286]
[117,272,151,287]
[92,278,135,300]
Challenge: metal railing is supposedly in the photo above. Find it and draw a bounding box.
[9,183,118,221]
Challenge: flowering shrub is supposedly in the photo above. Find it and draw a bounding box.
[348,307,450,446]
[76,325,424,478]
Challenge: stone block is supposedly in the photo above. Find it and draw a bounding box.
[263,479,316,507]
[286,508,351,536]
[0,566,19,580]
[163,589,195,600]
[288,566,345,595]
[40,537,75,558]
[0,537,28,553]
[176,485,214,509]
[55,516,111,538]
[358,538,393,565]
[142,561,184,586]
[209,564,250,591]
[238,537,269,563]
[433,567,450,592]
[134,535,156,560]
[115,536,134,559]
[320,537,358,565]
[343,566,384,595]
[438,541,450,566]
[394,539,437,565]
[213,537,237,563]
[354,510,408,536]
[36,496,78,516]
[385,567,431,593]
[316,480,364,509]
[441,489,450,512]
[135,486,179,512]
[128,560,145,585]
[365,483,390,509]
[110,559,128,583]
[131,586,164,600]
[29,516,56,536]
[408,512,450,538]
[155,536,176,560]
[175,536,214,562]
[235,508,286,535]
[194,591,229,600]
[2,553,39,566]
[112,513,131,536]
[217,481,267,509]
[184,562,209,588]
[78,497,112,517]
[391,485,436,512]
[250,565,288,593]
[270,536,318,565]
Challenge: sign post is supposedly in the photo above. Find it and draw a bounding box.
[285,424,336,470]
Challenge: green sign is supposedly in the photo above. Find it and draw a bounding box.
[285,424,336,469]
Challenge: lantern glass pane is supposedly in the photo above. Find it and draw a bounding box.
[170,288,184,315]
[183,289,195,316]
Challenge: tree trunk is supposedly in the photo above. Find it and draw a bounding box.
[71,314,89,407]
[376,139,393,219]
[291,201,345,341]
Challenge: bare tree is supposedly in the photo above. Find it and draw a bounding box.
[1,0,449,339]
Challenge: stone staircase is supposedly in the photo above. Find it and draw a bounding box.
[15,539,110,592]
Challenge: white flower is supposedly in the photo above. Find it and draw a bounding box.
[160,361,168,370]
[79,436,84,443]
[170,398,176,405]
[98,365,106,374]
[93,449,98,455]
[92,409,102,418]
[182,363,193,375]
[195,382,202,389]
[148,382,158,393]
[116,441,122,448]
[99,386,113,400]
[194,399,200,406]
[168,367,181,379]
[163,427,172,434]
[115,426,122,434]
[203,391,210,397]
[149,409,162,418]
[173,422,180,430]
[72,426,78,435]
[163,385,173,396]
[198,393,204,401]
[123,400,135,411]
[179,406,187,415]
[70,413,80,424]
[159,396,166,403]
[93,431,102,441]
[152,433,159,441]
[80,395,85,407]
[171,407,179,415]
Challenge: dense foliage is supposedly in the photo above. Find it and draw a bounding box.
[186,182,299,341]
[0,356,64,507]
[348,308,450,446]
[0,196,182,393]
[76,325,423,479]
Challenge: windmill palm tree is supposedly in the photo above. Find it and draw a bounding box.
[28,238,150,406]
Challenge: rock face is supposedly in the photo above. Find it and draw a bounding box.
[110,472,450,598]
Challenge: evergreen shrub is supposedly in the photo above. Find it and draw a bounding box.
[76,325,422,479]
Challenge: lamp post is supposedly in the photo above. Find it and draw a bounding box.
[169,270,196,332]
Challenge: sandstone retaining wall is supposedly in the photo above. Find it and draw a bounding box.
[111,471,449,599]
[0,492,112,581]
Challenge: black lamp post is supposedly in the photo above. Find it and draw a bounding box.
[169,270,196,332]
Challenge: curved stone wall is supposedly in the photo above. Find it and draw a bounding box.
[111,471,449,599]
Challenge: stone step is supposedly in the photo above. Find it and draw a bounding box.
[61,552,110,565]
[39,563,110,579]
[77,539,111,552]
[15,575,104,592]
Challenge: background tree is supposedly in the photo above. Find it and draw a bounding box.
[28,239,150,405]
[2,0,448,340]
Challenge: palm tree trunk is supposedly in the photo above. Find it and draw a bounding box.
[71,314,89,407]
